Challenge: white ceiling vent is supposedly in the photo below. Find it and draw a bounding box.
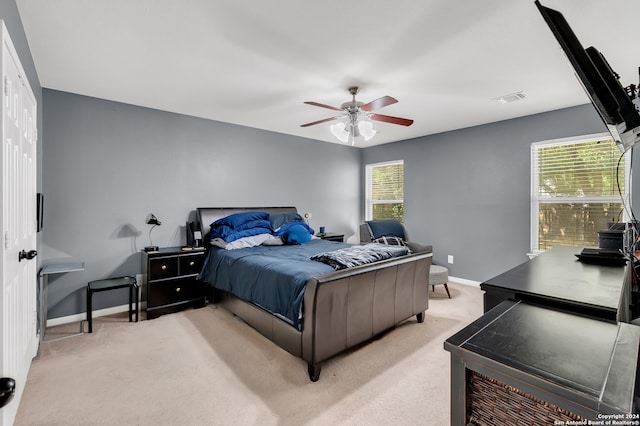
[494,91,527,104]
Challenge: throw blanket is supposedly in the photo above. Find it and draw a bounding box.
[311,243,408,270]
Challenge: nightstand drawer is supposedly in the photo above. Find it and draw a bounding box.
[180,254,204,275]
[143,246,208,319]
[147,277,205,308]
[149,257,179,280]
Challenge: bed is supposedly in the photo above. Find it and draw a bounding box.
[196,206,433,381]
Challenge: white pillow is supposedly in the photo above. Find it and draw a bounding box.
[225,233,272,250]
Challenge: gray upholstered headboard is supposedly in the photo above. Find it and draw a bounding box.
[196,206,298,244]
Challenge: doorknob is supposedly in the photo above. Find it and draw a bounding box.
[0,377,15,408]
[18,249,37,262]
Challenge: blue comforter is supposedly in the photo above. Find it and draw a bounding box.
[198,239,350,329]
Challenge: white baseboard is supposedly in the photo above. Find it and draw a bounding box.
[449,276,481,287]
[47,275,479,327]
[47,302,147,328]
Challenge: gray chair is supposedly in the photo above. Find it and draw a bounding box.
[359,219,432,254]
[360,219,409,243]
[361,220,448,296]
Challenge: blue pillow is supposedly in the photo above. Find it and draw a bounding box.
[274,221,314,237]
[210,224,233,240]
[212,211,269,229]
[269,212,304,230]
[234,219,272,232]
[281,223,312,245]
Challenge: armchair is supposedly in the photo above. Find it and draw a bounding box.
[360,219,432,254]
[360,219,407,242]
[361,219,445,296]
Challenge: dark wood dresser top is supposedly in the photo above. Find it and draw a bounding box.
[445,299,640,415]
[481,246,627,312]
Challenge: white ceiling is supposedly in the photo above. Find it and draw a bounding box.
[15,0,640,147]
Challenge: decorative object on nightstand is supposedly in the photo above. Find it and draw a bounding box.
[86,275,139,333]
[186,221,203,248]
[144,213,161,252]
[142,246,207,319]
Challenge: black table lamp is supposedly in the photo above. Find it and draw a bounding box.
[144,213,161,252]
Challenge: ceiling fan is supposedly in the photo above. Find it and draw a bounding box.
[301,86,414,145]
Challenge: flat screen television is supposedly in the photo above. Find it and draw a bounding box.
[535,0,640,152]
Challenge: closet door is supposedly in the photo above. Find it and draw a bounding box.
[0,20,38,426]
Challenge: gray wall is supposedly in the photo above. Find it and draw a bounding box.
[362,104,640,281]
[43,91,640,318]
[42,90,361,319]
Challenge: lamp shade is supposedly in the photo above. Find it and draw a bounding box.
[358,121,377,141]
[330,122,349,143]
[145,213,161,226]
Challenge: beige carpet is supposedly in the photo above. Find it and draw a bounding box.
[15,282,483,426]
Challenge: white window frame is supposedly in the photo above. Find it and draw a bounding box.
[365,160,404,221]
[530,132,631,254]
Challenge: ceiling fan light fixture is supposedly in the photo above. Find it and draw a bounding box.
[303,87,412,145]
[358,120,377,141]
[330,122,349,143]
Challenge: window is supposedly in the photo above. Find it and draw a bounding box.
[365,160,404,222]
[531,134,629,252]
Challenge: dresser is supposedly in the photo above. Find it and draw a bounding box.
[142,247,207,319]
[445,300,640,424]
[481,246,631,322]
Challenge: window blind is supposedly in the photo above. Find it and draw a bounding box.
[536,139,623,198]
[532,137,626,251]
[365,160,404,222]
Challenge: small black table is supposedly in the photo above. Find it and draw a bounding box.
[86,276,139,333]
[444,300,640,424]
[481,246,630,322]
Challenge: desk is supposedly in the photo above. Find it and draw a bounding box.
[481,246,630,322]
[444,300,640,424]
[38,262,84,341]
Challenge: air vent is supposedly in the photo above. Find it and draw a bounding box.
[494,91,527,104]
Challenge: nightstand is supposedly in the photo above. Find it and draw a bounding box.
[318,233,344,242]
[142,247,207,319]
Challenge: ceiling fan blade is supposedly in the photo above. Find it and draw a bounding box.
[304,101,342,111]
[370,114,414,126]
[360,96,398,112]
[300,117,340,127]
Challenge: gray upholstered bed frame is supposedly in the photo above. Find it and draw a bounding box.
[196,207,433,381]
